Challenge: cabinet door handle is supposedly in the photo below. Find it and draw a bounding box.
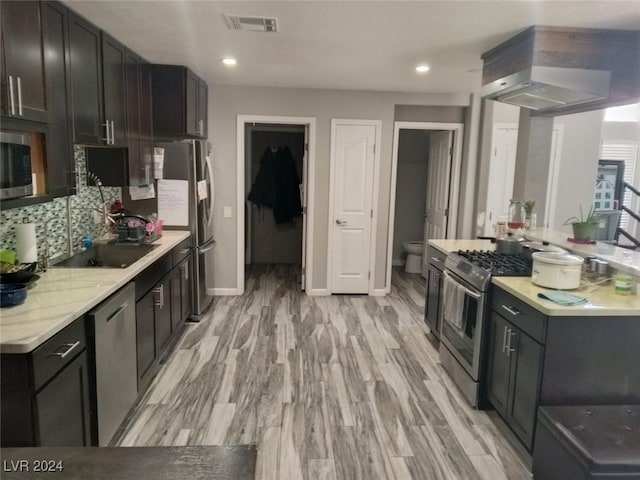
[431,257,443,264]
[501,304,521,317]
[502,326,509,353]
[154,284,165,308]
[110,120,115,144]
[16,76,22,116]
[106,304,128,323]
[506,329,516,356]
[102,122,110,143]
[182,263,189,280]
[198,119,203,135]
[432,272,440,288]
[48,341,81,359]
[8,76,16,115]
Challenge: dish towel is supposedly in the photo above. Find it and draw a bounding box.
[443,275,467,337]
[537,291,588,306]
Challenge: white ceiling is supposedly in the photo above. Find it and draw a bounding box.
[63,1,640,95]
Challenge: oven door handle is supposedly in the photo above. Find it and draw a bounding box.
[443,270,482,299]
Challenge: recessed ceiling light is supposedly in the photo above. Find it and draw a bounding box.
[222,57,237,66]
[416,64,430,73]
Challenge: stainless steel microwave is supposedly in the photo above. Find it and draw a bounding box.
[0,131,33,200]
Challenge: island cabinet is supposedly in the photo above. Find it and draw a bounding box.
[0,317,91,447]
[486,285,640,452]
[0,1,48,122]
[424,246,446,342]
[151,64,208,139]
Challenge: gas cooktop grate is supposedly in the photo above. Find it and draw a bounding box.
[456,250,532,276]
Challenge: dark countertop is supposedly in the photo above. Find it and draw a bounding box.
[1,446,257,480]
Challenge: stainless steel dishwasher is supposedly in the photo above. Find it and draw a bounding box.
[86,282,137,446]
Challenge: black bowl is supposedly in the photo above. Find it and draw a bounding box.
[0,283,27,307]
[0,262,37,284]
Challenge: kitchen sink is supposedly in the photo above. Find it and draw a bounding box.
[53,243,158,268]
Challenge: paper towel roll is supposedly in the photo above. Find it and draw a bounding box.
[15,223,37,263]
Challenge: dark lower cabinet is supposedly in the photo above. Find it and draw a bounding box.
[136,288,157,390]
[172,255,193,332]
[135,274,172,392]
[487,311,543,450]
[36,351,91,446]
[0,317,91,447]
[424,246,445,341]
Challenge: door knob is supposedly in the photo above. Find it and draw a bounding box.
[336,219,347,226]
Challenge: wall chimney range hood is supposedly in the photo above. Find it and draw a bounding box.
[481,66,611,112]
[481,26,639,116]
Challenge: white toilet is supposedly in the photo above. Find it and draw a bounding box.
[402,241,424,273]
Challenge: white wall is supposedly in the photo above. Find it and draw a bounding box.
[207,84,472,291]
[551,110,605,230]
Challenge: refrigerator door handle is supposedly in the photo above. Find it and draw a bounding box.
[198,238,217,254]
[205,154,215,229]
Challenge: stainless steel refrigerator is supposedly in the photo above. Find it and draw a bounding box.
[155,140,215,320]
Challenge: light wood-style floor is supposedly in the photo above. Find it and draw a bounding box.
[116,264,532,480]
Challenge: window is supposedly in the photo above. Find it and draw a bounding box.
[600,141,638,231]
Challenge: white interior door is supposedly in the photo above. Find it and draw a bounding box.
[484,126,519,236]
[301,125,308,289]
[423,129,453,242]
[330,122,376,294]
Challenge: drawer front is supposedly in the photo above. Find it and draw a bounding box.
[135,253,172,301]
[172,236,192,266]
[32,318,86,391]
[426,245,447,270]
[492,287,546,343]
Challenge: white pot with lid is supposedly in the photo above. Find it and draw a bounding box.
[531,252,584,290]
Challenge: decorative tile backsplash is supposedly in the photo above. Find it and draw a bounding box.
[0,147,122,262]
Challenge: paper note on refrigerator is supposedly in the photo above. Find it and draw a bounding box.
[158,179,189,226]
[129,184,156,200]
[197,180,208,201]
[153,148,164,180]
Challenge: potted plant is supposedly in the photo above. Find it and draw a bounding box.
[564,205,601,241]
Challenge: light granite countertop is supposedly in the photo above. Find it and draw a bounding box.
[492,276,640,317]
[427,239,496,254]
[0,231,190,354]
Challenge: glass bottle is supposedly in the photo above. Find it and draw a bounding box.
[507,199,525,230]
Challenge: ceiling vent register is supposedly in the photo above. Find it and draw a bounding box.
[223,15,278,33]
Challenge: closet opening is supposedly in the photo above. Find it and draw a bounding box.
[245,123,307,289]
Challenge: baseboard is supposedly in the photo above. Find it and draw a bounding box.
[392,259,404,266]
[208,287,241,296]
[370,288,387,297]
[307,288,330,296]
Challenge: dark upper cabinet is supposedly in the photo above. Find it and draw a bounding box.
[151,64,208,139]
[41,0,75,198]
[69,14,128,147]
[68,11,103,145]
[101,32,127,147]
[125,50,154,187]
[0,1,48,123]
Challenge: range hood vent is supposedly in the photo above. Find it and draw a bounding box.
[481,66,611,112]
[223,14,278,32]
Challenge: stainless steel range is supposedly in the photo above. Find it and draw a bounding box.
[439,250,531,407]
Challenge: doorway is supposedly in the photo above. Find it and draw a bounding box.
[237,115,316,295]
[387,122,464,293]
